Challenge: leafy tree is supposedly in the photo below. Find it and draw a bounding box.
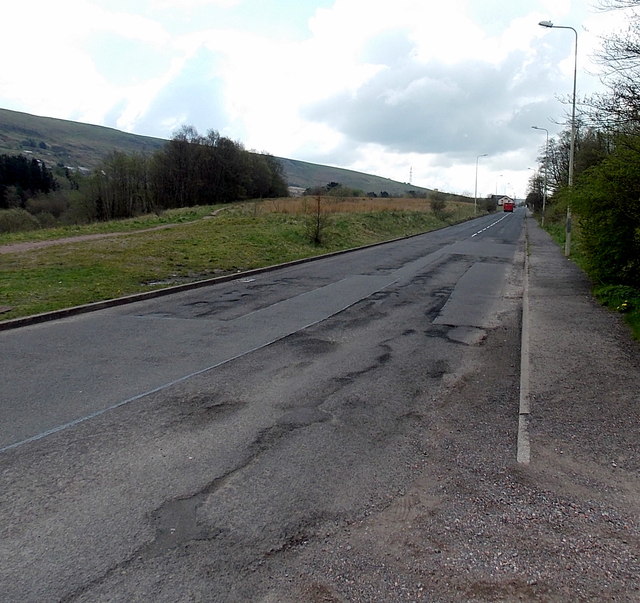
[570,137,640,287]
[484,197,498,213]
[150,126,204,209]
[325,184,363,197]
[0,154,56,208]
[559,2,640,286]
[526,172,545,213]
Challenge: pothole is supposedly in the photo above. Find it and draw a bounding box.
[446,326,487,346]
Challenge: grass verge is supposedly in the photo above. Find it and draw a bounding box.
[0,205,222,246]
[593,285,640,341]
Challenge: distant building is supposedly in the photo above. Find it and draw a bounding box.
[489,194,513,207]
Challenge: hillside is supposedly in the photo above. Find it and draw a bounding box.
[0,107,431,195]
[277,157,431,196]
[0,108,165,170]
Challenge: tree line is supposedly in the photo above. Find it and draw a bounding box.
[0,125,288,231]
[527,0,640,290]
[0,154,57,208]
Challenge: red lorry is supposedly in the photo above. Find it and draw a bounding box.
[503,200,515,212]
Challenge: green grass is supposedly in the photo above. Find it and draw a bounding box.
[0,205,221,245]
[0,204,475,322]
[593,284,640,341]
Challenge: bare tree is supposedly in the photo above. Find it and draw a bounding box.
[305,195,329,245]
[588,1,640,131]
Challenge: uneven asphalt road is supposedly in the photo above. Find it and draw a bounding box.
[0,211,521,452]
[2,209,638,602]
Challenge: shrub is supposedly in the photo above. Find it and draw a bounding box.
[0,208,40,233]
[570,139,640,288]
[36,212,58,229]
[430,198,450,221]
[26,192,68,218]
[304,195,330,245]
[484,198,497,213]
[60,193,97,225]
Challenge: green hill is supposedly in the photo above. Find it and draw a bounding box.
[0,108,165,170]
[0,107,432,195]
[276,156,431,196]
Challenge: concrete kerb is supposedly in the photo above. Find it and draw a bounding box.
[517,216,531,465]
[0,223,464,332]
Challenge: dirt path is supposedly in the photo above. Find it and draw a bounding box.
[0,209,228,255]
[0,224,182,255]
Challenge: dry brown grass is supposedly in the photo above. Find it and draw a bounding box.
[239,196,469,216]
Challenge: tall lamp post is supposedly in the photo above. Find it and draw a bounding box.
[474,153,488,215]
[539,20,577,256]
[531,125,549,225]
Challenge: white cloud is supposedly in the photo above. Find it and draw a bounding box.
[149,0,241,8]
[0,0,634,198]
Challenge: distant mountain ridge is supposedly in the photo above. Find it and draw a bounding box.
[0,108,165,170]
[0,107,430,195]
[277,157,432,196]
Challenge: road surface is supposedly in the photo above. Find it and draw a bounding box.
[1,210,527,601]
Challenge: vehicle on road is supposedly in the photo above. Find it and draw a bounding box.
[503,200,514,212]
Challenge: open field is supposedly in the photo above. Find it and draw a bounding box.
[0,197,480,321]
[248,196,444,214]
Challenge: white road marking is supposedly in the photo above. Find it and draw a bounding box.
[471,214,509,237]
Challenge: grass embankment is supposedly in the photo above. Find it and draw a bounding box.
[0,205,219,245]
[542,216,640,340]
[0,197,477,321]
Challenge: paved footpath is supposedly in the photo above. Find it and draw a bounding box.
[525,215,639,471]
[515,215,640,597]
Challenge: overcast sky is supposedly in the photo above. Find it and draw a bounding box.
[0,0,633,197]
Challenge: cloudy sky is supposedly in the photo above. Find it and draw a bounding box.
[0,0,632,197]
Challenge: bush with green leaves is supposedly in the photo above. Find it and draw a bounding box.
[484,198,498,213]
[0,208,41,233]
[430,197,450,221]
[570,137,640,288]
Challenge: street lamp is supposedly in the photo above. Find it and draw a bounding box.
[539,20,577,256]
[474,153,488,215]
[531,125,549,225]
